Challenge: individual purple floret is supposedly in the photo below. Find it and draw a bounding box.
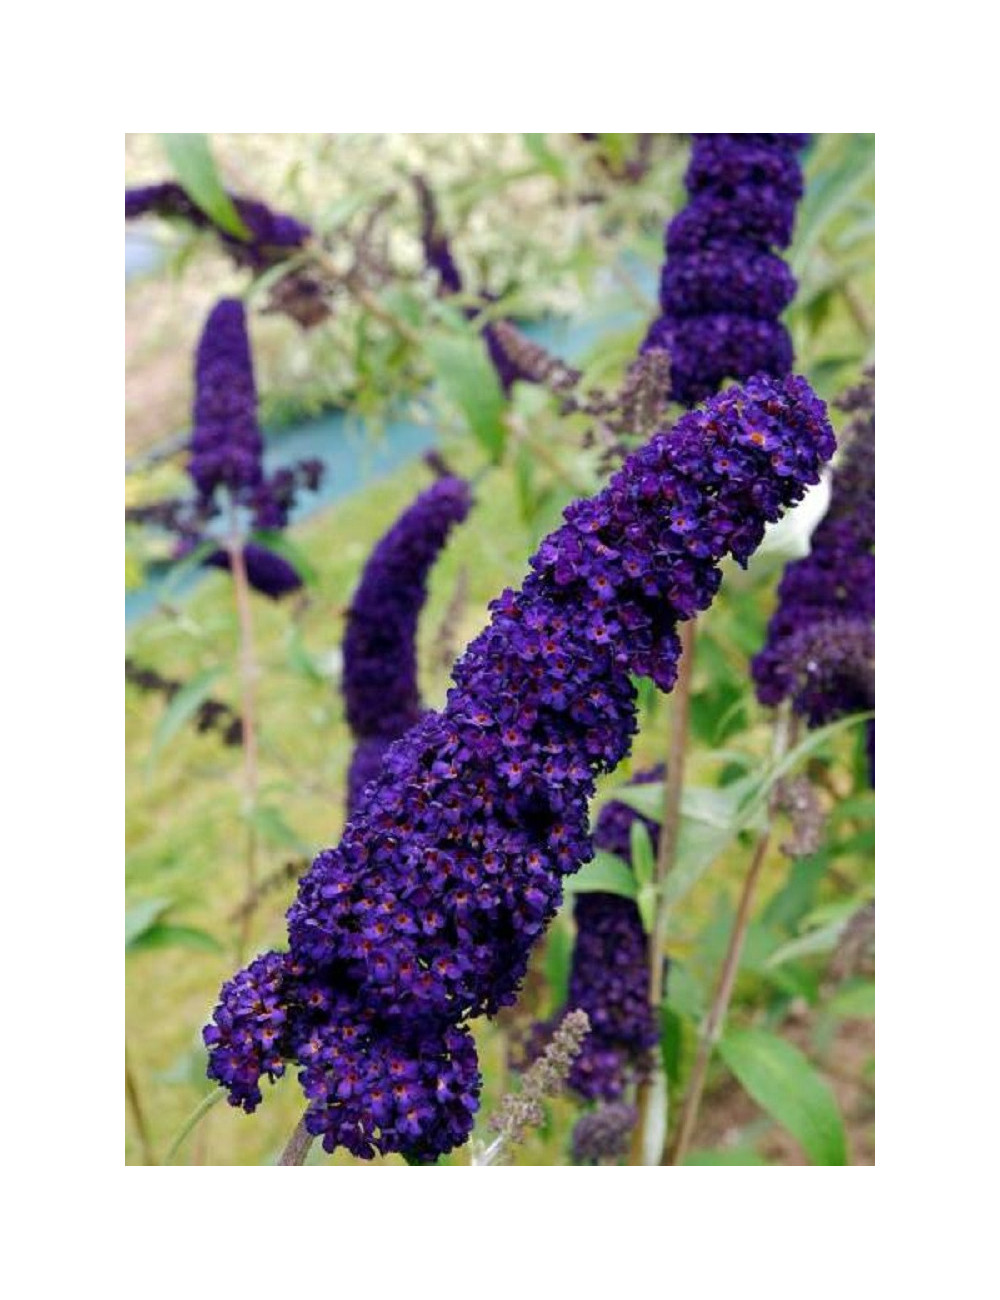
[752,371,874,777]
[342,476,473,812]
[125,181,311,272]
[205,373,835,1161]
[642,134,809,407]
[204,542,304,601]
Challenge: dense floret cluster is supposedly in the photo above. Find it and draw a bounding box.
[189,299,266,505]
[752,371,874,772]
[564,771,663,1100]
[204,542,304,601]
[164,299,322,598]
[205,373,835,1160]
[125,181,311,271]
[414,176,547,394]
[571,1102,639,1164]
[643,133,808,406]
[343,476,473,811]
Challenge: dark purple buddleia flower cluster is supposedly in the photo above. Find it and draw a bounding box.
[514,770,663,1100]
[751,370,874,779]
[342,476,473,813]
[412,176,540,394]
[571,1101,639,1164]
[189,299,266,506]
[564,770,663,1101]
[203,542,304,601]
[125,181,311,272]
[642,133,809,407]
[155,298,322,599]
[204,373,835,1161]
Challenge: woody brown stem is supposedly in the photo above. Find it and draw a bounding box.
[631,619,697,1164]
[226,515,260,962]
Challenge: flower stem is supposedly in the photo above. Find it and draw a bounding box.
[163,1089,223,1165]
[125,1043,157,1165]
[665,714,798,1166]
[227,517,260,963]
[665,828,772,1166]
[278,1114,314,1165]
[631,618,697,1164]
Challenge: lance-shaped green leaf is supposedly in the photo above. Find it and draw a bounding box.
[827,980,876,1019]
[145,665,224,777]
[630,820,658,933]
[251,531,320,588]
[564,850,637,900]
[426,332,508,462]
[127,923,223,955]
[718,1028,848,1165]
[160,134,250,240]
[125,897,172,949]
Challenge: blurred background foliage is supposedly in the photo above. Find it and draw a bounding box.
[125,133,874,1166]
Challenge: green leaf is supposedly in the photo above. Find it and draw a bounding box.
[159,134,250,240]
[629,820,655,888]
[738,711,875,826]
[664,962,705,1020]
[125,897,172,949]
[285,625,326,684]
[163,1089,224,1165]
[251,531,320,588]
[145,666,224,776]
[765,917,849,968]
[660,1003,688,1087]
[718,1028,847,1165]
[522,133,569,181]
[426,333,508,462]
[664,819,744,911]
[247,804,308,853]
[827,981,876,1019]
[792,134,875,272]
[565,850,637,900]
[636,882,657,935]
[544,916,573,1008]
[683,1147,768,1166]
[127,923,223,955]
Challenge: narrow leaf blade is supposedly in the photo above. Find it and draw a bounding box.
[160,134,250,239]
[145,666,225,776]
[426,333,508,462]
[565,850,637,900]
[718,1028,848,1165]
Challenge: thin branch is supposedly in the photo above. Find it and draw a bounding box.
[665,714,800,1166]
[631,618,697,1164]
[227,514,261,962]
[278,1114,315,1165]
[665,829,772,1166]
[125,1044,157,1165]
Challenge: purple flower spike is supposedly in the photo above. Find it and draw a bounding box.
[343,476,473,812]
[189,299,265,506]
[566,770,664,1101]
[125,181,310,272]
[643,133,809,407]
[205,373,835,1161]
[752,371,875,780]
[204,542,303,601]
